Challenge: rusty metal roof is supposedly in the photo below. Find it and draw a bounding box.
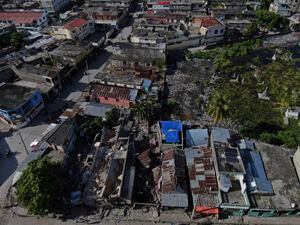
[161,148,189,207]
[151,166,161,184]
[185,146,219,208]
[91,83,137,101]
[137,149,151,167]
[161,148,187,192]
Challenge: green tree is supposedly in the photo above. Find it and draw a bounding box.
[104,108,120,128]
[256,10,289,31]
[152,58,166,70]
[277,120,300,148]
[132,99,158,122]
[10,32,24,49]
[243,22,259,37]
[207,91,230,123]
[261,0,273,9]
[80,116,103,137]
[17,157,65,215]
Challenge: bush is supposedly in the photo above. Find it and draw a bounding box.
[276,120,300,148]
[243,22,259,37]
[259,132,282,145]
[152,58,166,70]
[10,32,24,49]
[192,40,263,73]
[256,10,289,31]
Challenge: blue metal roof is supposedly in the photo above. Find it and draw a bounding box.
[142,79,152,88]
[240,149,273,194]
[239,139,256,151]
[211,127,230,143]
[160,121,182,143]
[129,89,138,101]
[186,129,208,147]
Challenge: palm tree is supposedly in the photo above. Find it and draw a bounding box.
[207,91,230,123]
[132,99,157,122]
[274,98,289,112]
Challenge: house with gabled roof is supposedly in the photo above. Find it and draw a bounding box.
[51,18,95,41]
[190,16,225,43]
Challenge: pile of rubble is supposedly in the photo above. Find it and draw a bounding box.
[167,58,214,118]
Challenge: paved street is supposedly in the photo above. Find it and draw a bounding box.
[0,49,111,204]
[4,210,300,225]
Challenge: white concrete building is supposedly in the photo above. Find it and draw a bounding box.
[51,18,95,41]
[190,16,225,44]
[269,0,293,17]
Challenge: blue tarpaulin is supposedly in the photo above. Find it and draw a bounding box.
[160,121,182,143]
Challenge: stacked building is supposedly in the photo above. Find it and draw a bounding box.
[155,123,300,218]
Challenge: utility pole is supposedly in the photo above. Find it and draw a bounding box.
[18,132,29,155]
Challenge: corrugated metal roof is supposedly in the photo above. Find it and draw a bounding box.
[161,193,189,208]
[161,148,189,207]
[129,89,138,101]
[137,149,151,167]
[240,149,273,194]
[239,139,256,151]
[92,83,138,101]
[211,127,230,143]
[186,129,209,147]
[185,146,219,208]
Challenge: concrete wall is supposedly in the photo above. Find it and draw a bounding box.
[98,96,132,108]
[167,36,203,50]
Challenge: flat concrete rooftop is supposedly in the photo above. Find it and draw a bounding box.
[253,142,300,210]
[0,83,36,111]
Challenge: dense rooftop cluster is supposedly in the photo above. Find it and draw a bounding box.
[0,0,300,224]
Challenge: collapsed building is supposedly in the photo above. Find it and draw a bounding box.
[83,121,136,206]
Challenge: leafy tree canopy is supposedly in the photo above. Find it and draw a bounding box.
[17,157,65,215]
[10,32,24,49]
[243,22,259,37]
[132,98,160,122]
[80,116,103,138]
[256,10,289,31]
[104,108,120,128]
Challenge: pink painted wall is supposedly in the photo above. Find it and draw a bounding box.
[98,96,132,108]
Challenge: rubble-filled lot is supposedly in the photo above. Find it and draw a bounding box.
[166,57,243,131]
[167,58,215,120]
